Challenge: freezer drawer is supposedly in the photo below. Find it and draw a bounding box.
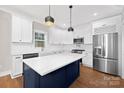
[93,57,118,75]
[93,58,105,72]
[106,59,118,75]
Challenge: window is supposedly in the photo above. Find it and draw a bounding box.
[34,31,46,47]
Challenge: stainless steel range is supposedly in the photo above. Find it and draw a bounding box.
[71,49,85,65]
[71,49,85,54]
[93,33,118,75]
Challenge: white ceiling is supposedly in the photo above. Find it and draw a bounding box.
[0,5,123,28]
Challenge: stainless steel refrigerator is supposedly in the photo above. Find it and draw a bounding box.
[93,33,118,75]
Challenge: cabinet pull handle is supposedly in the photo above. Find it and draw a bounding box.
[16,57,21,59]
[102,24,106,27]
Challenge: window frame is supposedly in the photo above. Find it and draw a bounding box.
[34,29,47,48]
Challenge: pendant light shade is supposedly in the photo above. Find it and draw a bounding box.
[45,5,55,26]
[68,5,74,32]
[68,27,74,31]
[45,16,54,26]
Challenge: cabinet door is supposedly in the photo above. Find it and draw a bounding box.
[40,67,66,88]
[92,15,121,35]
[21,18,32,43]
[84,35,92,44]
[11,15,22,42]
[64,32,73,44]
[49,28,60,44]
[56,30,63,44]
[12,55,22,76]
[66,61,80,87]
[23,63,40,88]
[49,28,73,44]
[83,52,93,67]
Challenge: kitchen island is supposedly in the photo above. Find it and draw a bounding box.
[23,53,83,88]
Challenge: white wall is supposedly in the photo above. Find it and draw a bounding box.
[0,10,11,76]
[121,8,124,78]
[117,16,122,77]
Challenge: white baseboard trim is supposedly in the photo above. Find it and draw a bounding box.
[10,74,22,79]
[0,70,11,77]
[83,64,93,68]
[121,75,124,79]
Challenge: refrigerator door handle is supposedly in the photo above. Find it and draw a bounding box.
[102,36,105,58]
[103,34,108,58]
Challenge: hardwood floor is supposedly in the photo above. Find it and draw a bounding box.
[0,75,23,88]
[0,65,124,88]
[70,65,124,88]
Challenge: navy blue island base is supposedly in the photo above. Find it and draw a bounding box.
[23,59,80,88]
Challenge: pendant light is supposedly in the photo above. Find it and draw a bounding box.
[45,5,55,26]
[68,5,74,32]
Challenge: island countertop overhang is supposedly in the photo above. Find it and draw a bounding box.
[23,53,83,76]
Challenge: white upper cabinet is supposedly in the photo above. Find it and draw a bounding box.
[21,18,32,42]
[12,15,22,42]
[92,15,121,35]
[49,27,73,44]
[49,28,60,44]
[11,15,32,43]
[63,31,73,44]
[74,23,92,44]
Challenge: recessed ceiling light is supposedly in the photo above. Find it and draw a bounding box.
[63,24,66,27]
[93,13,98,16]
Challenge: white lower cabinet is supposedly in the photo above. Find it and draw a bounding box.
[83,52,93,68]
[84,35,92,44]
[11,55,23,78]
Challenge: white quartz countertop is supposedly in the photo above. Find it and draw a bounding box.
[23,53,83,76]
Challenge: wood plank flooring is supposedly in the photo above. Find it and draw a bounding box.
[70,65,124,88]
[0,65,124,88]
[0,75,23,88]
